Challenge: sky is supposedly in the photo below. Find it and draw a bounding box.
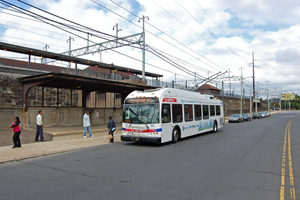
[0,0,300,99]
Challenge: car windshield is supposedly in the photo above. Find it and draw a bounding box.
[231,114,240,117]
[123,104,159,124]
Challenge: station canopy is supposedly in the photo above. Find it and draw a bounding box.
[18,72,158,93]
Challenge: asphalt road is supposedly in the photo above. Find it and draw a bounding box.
[0,111,299,200]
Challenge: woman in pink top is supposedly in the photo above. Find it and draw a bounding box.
[6,117,21,148]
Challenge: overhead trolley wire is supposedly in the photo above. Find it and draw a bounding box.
[108,0,225,72]
[1,1,193,79]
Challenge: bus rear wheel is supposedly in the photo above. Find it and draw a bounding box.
[212,121,218,133]
[172,128,179,143]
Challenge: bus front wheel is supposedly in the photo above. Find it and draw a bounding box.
[172,128,179,143]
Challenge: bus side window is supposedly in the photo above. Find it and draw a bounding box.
[162,104,171,123]
[216,105,221,116]
[203,105,209,120]
[172,104,183,123]
[210,105,216,116]
[194,105,202,120]
[184,104,193,122]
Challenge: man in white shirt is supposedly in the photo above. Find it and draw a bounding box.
[83,111,94,138]
[35,110,45,142]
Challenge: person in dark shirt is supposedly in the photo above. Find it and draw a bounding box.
[6,117,21,148]
[107,116,116,143]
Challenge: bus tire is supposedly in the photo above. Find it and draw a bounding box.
[212,121,218,133]
[172,128,179,143]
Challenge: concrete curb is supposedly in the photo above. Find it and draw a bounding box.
[0,133,122,164]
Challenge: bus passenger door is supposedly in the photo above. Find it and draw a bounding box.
[161,104,172,143]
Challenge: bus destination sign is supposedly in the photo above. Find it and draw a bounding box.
[125,97,159,104]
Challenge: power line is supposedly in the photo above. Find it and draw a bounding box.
[193,1,250,63]
[1,1,193,79]
[148,0,225,71]
[1,0,228,82]
[147,45,206,79]
[107,0,225,72]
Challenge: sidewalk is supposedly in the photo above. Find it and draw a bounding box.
[0,111,281,164]
[0,124,122,163]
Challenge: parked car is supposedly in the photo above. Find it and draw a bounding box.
[252,112,262,119]
[242,114,251,121]
[229,114,244,123]
[265,111,270,117]
[259,112,267,118]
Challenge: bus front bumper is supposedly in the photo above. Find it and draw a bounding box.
[121,135,161,144]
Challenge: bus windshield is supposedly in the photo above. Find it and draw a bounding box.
[123,104,159,124]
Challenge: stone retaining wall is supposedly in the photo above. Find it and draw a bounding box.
[0,107,122,129]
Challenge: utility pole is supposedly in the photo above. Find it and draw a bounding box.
[67,36,74,68]
[67,36,74,56]
[228,68,232,96]
[138,16,149,81]
[113,23,122,46]
[250,90,252,120]
[252,52,259,113]
[252,52,255,99]
[255,91,258,113]
[279,88,282,111]
[222,81,225,121]
[42,44,49,64]
[284,90,287,110]
[240,67,244,114]
[267,81,269,111]
[86,33,92,53]
[255,81,259,112]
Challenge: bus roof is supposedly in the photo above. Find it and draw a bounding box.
[126,88,218,101]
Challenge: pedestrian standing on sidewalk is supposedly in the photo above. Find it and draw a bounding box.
[6,116,21,148]
[83,111,94,138]
[107,116,116,143]
[35,110,45,142]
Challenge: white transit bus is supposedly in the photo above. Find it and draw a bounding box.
[121,88,224,144]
